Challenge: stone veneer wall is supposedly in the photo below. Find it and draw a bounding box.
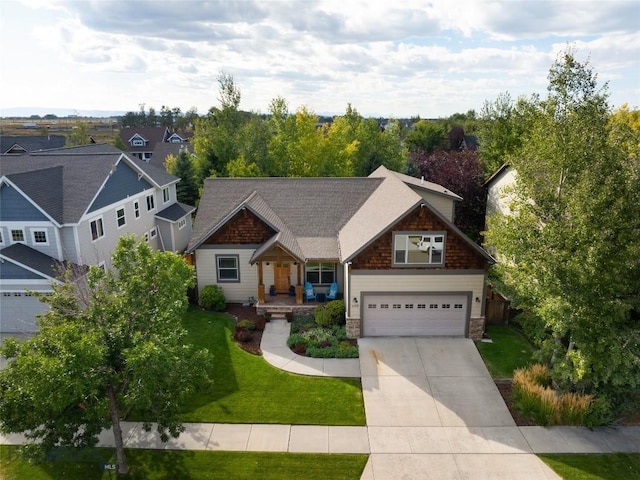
[346,317,361,339]
[469,317,486,340]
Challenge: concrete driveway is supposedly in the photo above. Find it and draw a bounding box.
[358,337,561,480]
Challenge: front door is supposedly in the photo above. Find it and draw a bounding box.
[275,262,290,293]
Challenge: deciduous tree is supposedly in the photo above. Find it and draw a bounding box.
[485,51,640,408]
[0,237,212,475]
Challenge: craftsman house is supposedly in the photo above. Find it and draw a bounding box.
[187,166,494,339]
[0,144,195,332]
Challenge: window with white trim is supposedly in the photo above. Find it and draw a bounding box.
[150,227,157,239]
[146,193,155,211]
[305,262,335,285]
[132,138,144,147]
[162,187,170,203]
[216,255,240,282]
[393,232,445,266]
[0,230,4,245]
[90,218,104,241]
[134,201,140,219]
[144,232,149,243]
[116,207,126,228]
[178,217,187,229]
[11,229,25,242]
[32,230,47,244]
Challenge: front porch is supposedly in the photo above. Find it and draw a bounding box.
[255,293,322,317]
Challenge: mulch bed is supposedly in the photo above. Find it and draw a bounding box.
[225,303,265,356]
[494,379,539,426]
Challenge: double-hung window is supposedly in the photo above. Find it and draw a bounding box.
[90,218,105,241]
[116,207,126,228]
[162,187,170,203]
[134,201,140,219]
[393,232,445,266]
[305,262,335,285]
[146,194,155,211]
[216,255,239,282]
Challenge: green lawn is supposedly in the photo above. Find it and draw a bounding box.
[539,453,640,480]
[475,325,536,378]
[0,446,368,480]
[177,307,366,425]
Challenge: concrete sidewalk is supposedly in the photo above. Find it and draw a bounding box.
[3,422,637,455]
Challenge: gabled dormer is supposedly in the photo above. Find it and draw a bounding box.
[167,133,186,144]
[128,133,148,148]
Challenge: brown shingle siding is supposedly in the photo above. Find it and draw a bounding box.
[351,206,486,270]
[204,209,275,245]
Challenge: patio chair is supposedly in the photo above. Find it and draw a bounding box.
[326,282,338,300]
[304,282,317,301]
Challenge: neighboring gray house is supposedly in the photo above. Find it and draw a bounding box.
[0,144,195,333]
[188,166,494,340]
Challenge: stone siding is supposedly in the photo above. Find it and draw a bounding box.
[469,317,486,340]
[346,317,361,339]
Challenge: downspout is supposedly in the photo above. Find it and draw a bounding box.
[344,262,351,318]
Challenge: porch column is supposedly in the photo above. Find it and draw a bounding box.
[295,262,303,304]
[257,262,265,303]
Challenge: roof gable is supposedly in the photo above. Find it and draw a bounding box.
[0,179,52,222]
[87,159,153,213]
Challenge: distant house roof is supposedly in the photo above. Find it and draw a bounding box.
[463,135,478,151]
[151,142,193,167]
[0,243,86,281]
[0,135,66,154]
[482,163,511,188]
[0,143,179,224]
[120,126,170,153]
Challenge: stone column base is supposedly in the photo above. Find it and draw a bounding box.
[469,317,486,340]
[346,317,361,339]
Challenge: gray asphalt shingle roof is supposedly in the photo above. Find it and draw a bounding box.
[189,166,494,264]
[189,177,382,255]
[156,202,196,222]
[0,144,178,224]
[0,135,66,154]
[0,243,86,280]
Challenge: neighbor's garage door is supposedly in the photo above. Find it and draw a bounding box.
[362,293,468,337]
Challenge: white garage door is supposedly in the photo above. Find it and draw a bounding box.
[362,293,468,337]
[0,293,44,333]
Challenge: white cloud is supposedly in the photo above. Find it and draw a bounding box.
[2,0,638,117]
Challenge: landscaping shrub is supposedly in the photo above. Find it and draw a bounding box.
[314,300,345,326]
[512,364,594,426]
[315,304,332,326]
[200,285,226,311]
[237,319,256,332]
[326,300,346,325]
[286,324,358,358]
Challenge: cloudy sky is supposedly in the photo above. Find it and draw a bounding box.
[1,0,638,118]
